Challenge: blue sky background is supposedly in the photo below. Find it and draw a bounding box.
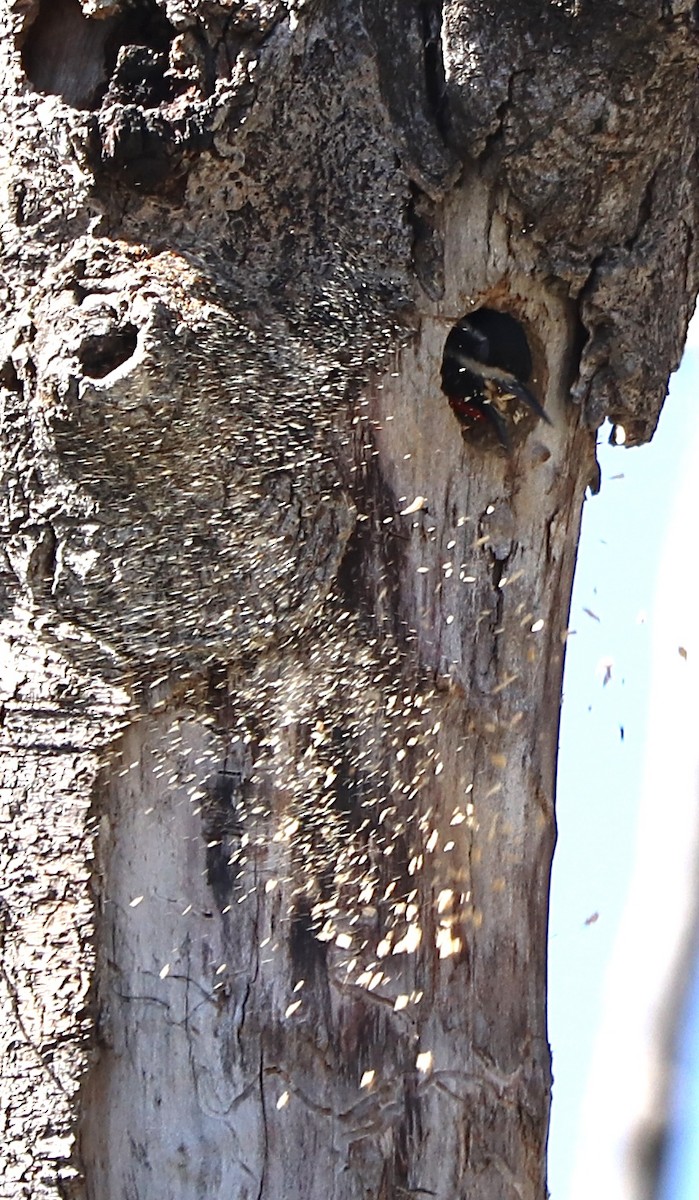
[548,326,699,1199]
[660,937,699,1200]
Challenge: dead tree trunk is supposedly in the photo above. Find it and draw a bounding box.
[1,1,697,1198]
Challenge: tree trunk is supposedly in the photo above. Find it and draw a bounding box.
[1,1,697,1198]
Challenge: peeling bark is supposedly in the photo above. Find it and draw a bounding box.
[1,1,698,1197]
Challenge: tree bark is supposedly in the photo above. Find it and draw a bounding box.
[1,1,697,1198]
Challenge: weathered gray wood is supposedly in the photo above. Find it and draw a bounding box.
[1,1,697,1197]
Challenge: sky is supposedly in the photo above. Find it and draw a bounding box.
[548,319,699,1200]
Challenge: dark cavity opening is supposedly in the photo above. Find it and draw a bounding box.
[78,325,138,379]
[440,308,538,449]
[21,0,175,111]
[420,1,449,138]
[441,307,532,399]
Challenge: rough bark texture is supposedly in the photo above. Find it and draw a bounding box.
[1,1,697,1198]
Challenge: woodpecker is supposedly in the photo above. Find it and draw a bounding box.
[441,309,551,448]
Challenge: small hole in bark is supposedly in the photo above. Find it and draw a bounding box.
[78,325,138,379]
[0,357,20,391]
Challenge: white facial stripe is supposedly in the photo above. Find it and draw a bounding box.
[449,352,518,387]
